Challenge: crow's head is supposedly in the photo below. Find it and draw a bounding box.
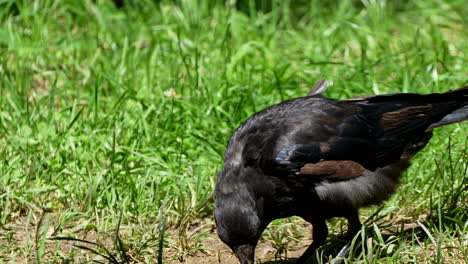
[214,166,265,264]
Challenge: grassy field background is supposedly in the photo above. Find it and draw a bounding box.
[0,0,466,263]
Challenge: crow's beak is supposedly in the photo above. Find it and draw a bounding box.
[233,244,255,264]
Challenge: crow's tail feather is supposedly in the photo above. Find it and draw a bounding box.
[428,105,468,129]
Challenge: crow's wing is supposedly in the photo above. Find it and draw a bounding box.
[270,87,467,174]
[298,160,366,180]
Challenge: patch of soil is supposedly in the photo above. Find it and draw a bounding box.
[169,233,309,264]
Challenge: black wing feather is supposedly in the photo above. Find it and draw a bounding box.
[271,88,467,173]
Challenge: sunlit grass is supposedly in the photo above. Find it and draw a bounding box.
[0,0,466,263]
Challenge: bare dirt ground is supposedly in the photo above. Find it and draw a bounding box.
[2,213,465,264]
[165,216,317,264]
[169,233,310,264]
[0,213,314,264]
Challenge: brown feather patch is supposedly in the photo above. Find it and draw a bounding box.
[320,143,331,152]
[381,105,432,130]
[299,160,366,180]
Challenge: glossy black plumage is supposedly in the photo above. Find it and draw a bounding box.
[215,85,467,264]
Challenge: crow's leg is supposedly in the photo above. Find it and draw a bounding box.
[345,210,362,239]
[332,211,362,264]
[297,218,328,264]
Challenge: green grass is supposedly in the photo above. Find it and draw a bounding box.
[0,0,466,263]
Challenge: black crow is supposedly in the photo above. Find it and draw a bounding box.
[214,82,467,264]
